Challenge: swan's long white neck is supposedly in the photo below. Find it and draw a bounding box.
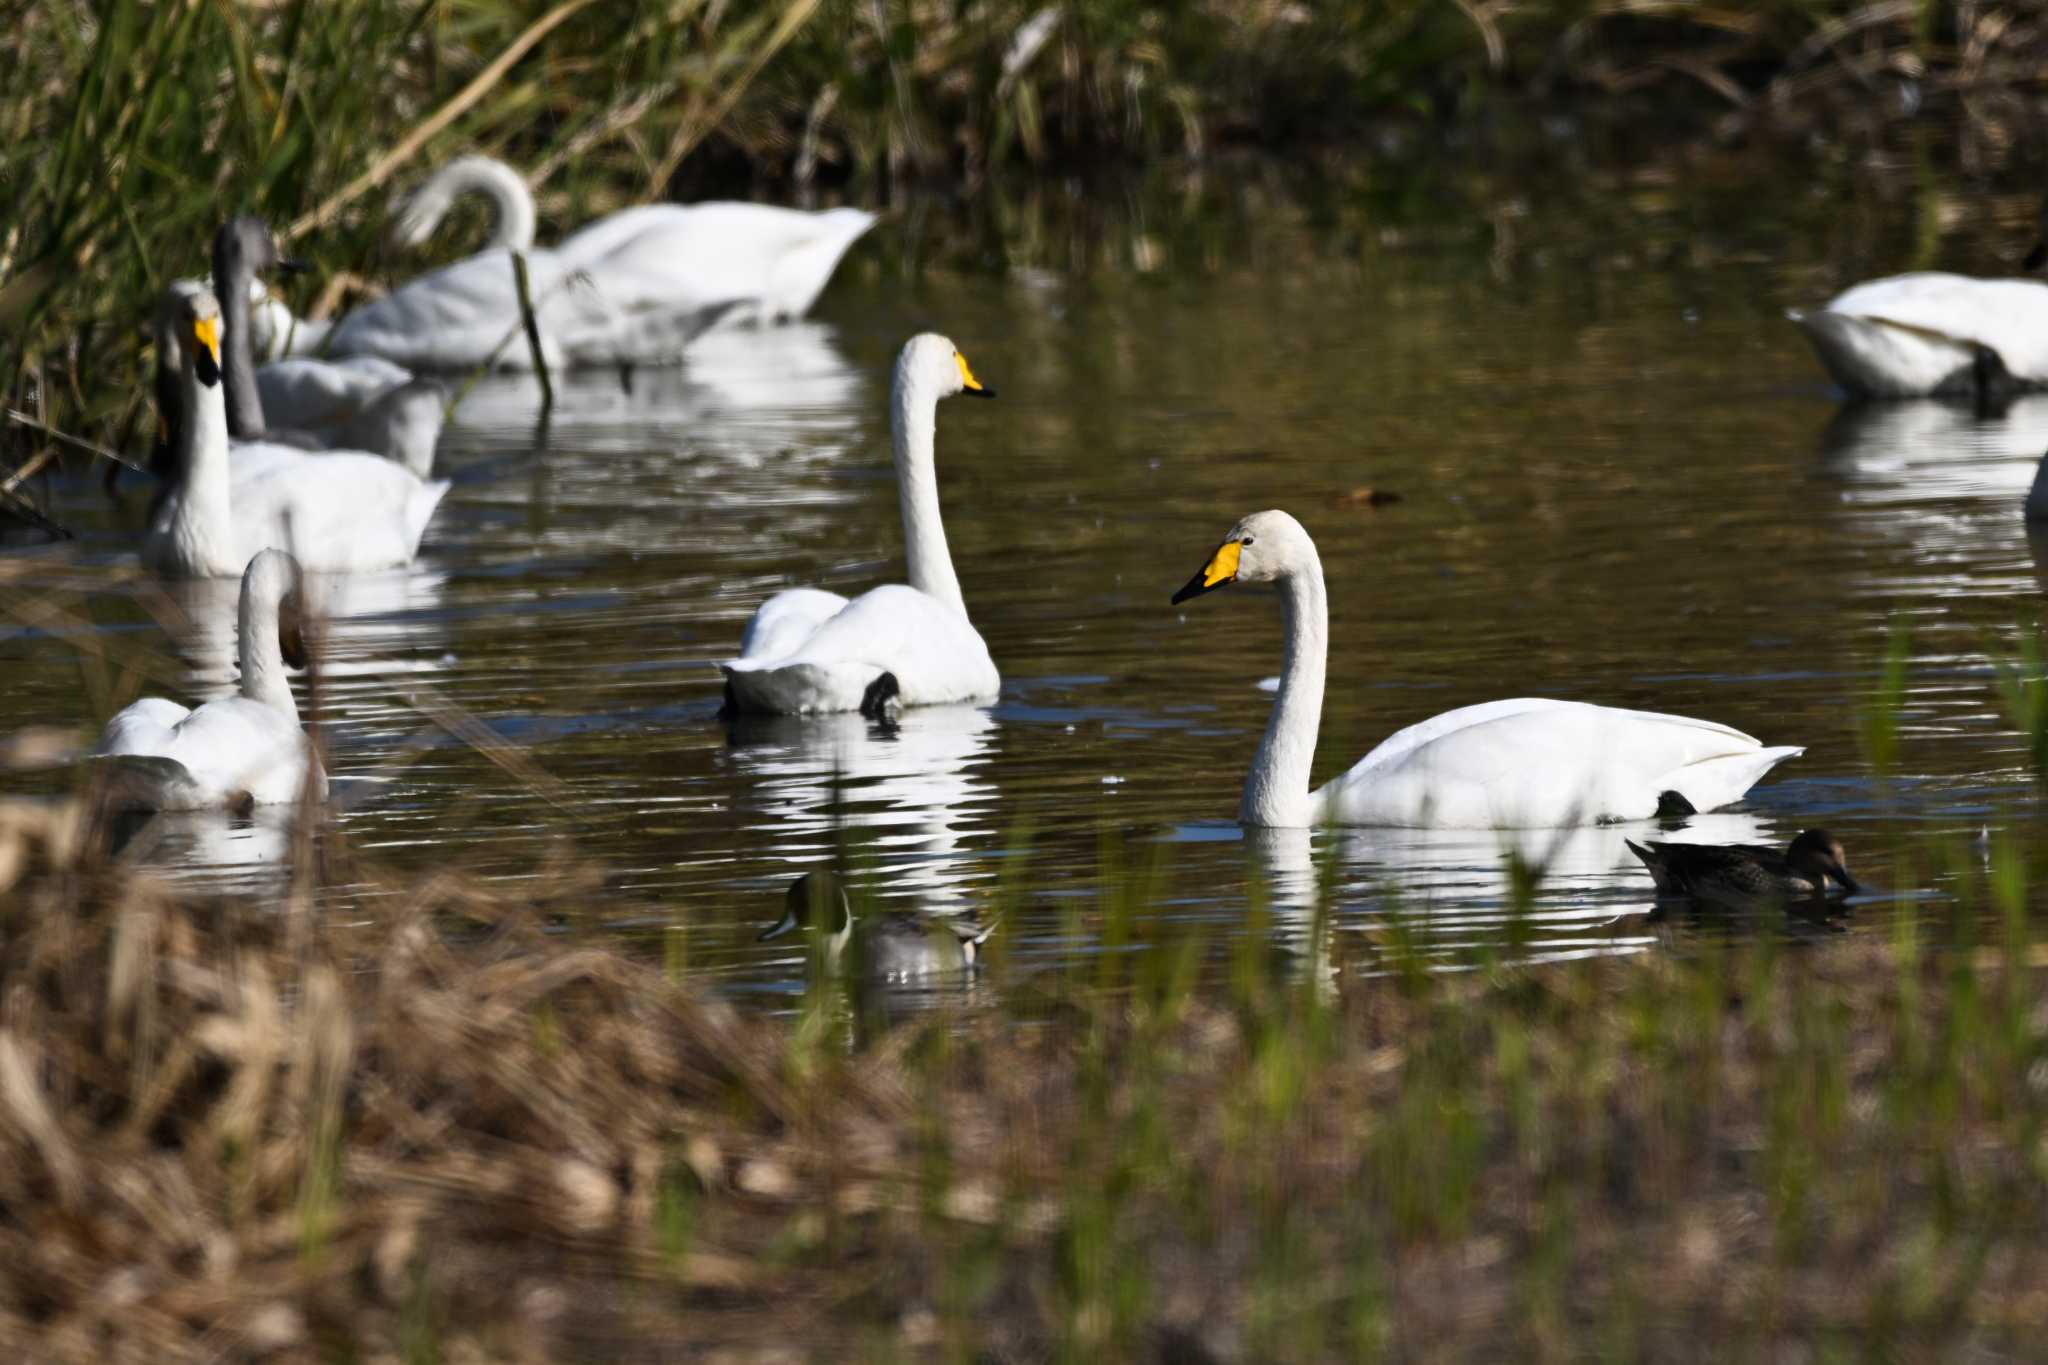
[891,362,966,616]
[1239,549,1328,828]
[415,157,537,252]
[171,365,234,573]
[237,559,299,718]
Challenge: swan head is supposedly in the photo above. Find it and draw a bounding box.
[1171,509,1313,603]
[898,333,995,401]
[213,216,307,285]
[759,871,853,942]
[1786,829,1857,893]
[169,288,226,389]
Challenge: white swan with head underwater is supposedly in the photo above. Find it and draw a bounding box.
[1790,202,2048,399]
[1170,510,1803,828]
[144,288,448,578]
[720,334,999,715]
[96,548,327,811]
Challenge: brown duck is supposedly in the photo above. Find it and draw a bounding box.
[1625,829,1859,910]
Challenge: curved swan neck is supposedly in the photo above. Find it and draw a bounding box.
[237,559,299,718]
[412,157,537,251]
[1239,550,1328,828]
[891,360,966,616]
[213,240,267,437]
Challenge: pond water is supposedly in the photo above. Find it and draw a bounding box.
[6,143,2048,1006]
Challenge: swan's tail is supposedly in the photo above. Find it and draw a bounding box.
[1659,745,1803,817]
[720,657,886,716]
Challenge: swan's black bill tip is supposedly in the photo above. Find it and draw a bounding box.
[277,257,312,275]
[962,385,996,399]
[194,349,221,388]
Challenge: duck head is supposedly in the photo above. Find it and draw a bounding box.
[1786,829,1858,894]
[760,870,854,944]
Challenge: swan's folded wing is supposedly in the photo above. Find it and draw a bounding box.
[98,698,193,756]
[1318,700,1796,828]
[734,587,852,662]
[1823,273,2048,383]
[229,449,448,570]
[722,584,997,711]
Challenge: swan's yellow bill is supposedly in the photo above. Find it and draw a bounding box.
[192,315,222,365]
[955,351,995,398]
[1172,539,1241,604]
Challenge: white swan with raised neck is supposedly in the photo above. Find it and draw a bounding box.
[1172,510,1803,828]
[144,288,449,578]
[720,333,999,715]
[96,548,328,811]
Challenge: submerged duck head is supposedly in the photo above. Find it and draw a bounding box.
[1172,508,1312,603]
[1786,828,1858,894]
[898,333,995,402]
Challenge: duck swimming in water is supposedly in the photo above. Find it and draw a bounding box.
[759,870,996,982]
[1625,828,1858,911]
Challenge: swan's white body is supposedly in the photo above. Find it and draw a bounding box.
[145,289,448,578]
[290,156,876,371]
[721,334,998,713]
[96,549,326,811]
[1175,510,1803,828]
[252,358,444,476]
[1792,273,2048,398]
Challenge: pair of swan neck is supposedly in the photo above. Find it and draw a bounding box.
[1241,547,1329,828]
[891,358,967,617]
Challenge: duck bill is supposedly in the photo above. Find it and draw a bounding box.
[1171,538,1241,604]
[757,909,799,942]
[1830,867,1861,895]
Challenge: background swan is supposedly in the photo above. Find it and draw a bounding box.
[391,154,877,327]
[1791,272,2048,399]
[1170,510,1803,828]
[721,333,998,715]
[144,288,448,578]
[96,548,327,811]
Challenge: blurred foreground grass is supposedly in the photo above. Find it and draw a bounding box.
[1,790,2045,1360]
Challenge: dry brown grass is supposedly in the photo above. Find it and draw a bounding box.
[2,796,2047,1361]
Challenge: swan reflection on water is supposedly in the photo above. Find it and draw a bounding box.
[1228,810,1780,969]
[450,322,862,457]
[103,802,303,895]
[721,704,999,912]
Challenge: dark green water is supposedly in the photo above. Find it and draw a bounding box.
[6,144,2048,1004]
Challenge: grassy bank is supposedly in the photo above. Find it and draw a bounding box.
[2,791,2046,1361]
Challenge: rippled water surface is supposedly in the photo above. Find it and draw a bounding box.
[9,148,2048,1004]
